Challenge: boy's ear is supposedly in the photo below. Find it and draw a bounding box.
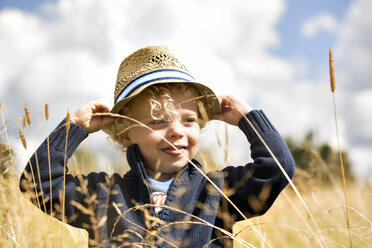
[118,133,132,148]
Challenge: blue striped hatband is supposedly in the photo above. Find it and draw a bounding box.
[115,69,195,104]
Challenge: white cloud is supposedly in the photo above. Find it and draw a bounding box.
[332,0,372,179]
[1,0,371,180]
[0,0,287,108]
[260,80,334,140]
[336,0,372,91]
[302,13,337,38]
[351,89,372,140]
[0,0,289,170]
[349,146,372,180]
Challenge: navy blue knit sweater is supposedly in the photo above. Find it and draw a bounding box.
[20,110,295,247]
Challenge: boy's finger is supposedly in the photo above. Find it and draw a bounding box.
[216,95,229,106]
[96,98,113,107]
[102,116,116,126]
[92,99,112,113]
[211,113,224,121]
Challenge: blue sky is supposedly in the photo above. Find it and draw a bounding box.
[273,0,351,73]
[0,0,371,178]
[0,0,57,12]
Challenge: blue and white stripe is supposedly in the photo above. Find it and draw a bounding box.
[115,69,195,104]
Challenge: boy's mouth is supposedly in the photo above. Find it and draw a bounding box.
[161,145,187,156]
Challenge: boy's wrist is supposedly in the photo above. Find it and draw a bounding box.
[238,110,278,142]
[50,118,89,154]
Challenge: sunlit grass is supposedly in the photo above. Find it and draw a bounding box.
[1,69,371,247]
[1,107,371,247]
[1,170,370,247]
[234,183,371,248]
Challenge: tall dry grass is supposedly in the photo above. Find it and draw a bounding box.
[0,157,370,247]
[329,47,352,247]
[1,106,371,247]
[1,49,371,247]
[233,182,371,248]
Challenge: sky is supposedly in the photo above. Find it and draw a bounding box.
[0,0,371,180]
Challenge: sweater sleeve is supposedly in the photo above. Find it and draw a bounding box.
[19,118,96,228]
[222,110,295,219]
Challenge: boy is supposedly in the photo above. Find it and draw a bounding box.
[20,46,295,247]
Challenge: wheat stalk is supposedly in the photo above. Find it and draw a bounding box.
[238,112,326,247]
[112,202,179,247]
[0,111,17,173]
[44,104,53,216]
[154,207,253,247]
[23,103,48,214]
[44,103,56,245]
[329,46,353,248]
[111,203,254,248]
[18,128,41,210]
[61,109,71,248]
[282,191,320,243]
[0,223,19,247]
[18,128,27,150]
[329,48,336,93]
[32,147,48,214]
[23,102,31,126]
[45,103,49,121]
[0,101,29,245]
[23,102,49,212]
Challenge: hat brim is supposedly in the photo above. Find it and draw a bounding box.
[111,79,221,117]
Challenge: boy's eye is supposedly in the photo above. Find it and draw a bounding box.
[184,117,197,123]
[150,120,166,125]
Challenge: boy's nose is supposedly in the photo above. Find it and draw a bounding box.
[166,120,185,138]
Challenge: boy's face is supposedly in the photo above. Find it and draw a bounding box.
[120,90,200,180]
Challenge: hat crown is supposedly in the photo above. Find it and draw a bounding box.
[114,46,190,102]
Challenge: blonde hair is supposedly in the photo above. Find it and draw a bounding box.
[105,83,210,146]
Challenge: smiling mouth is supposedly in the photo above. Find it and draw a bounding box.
[162,145,187,156]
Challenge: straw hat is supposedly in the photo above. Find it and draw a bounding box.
[111,45,221,118]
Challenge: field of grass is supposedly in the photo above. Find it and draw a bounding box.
[0,170,370,247]
[234,181,371,247]
[1,123,371,248]
[1,125,371,248]
[1,57,371,247]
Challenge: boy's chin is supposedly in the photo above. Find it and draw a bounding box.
[147,161,190,180]
[161,164,187,174]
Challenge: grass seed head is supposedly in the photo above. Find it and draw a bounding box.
[45,103,49,121]
[329,47,336,92]
[18,127,27,149]
[23,102,31,126]
[66,109,70,131]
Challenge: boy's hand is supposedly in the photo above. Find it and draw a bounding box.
[211,95,253,126]
[71,99,115,134]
